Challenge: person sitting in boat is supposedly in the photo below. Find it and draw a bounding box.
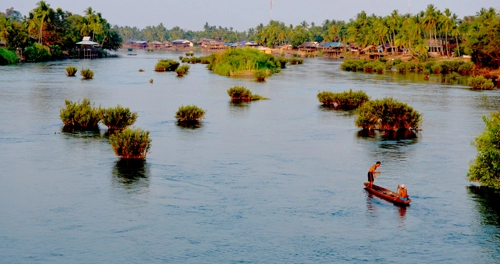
[367,161,381,188]
[398,184,409,201]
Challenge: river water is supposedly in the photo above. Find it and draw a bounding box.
[1,50,500,263]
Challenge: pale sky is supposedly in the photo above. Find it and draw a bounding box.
[2,0,499,31]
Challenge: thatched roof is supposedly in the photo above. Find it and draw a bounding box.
[361,45,374,52]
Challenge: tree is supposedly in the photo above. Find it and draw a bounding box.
[468,111,500,189]
[29,1,54,44]
[462,8,500,68]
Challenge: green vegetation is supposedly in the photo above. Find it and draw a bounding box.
[24,43,51,62]
[468,111,500,188]
[254,69,268,81]
[175,105,206,122]
[355,97,422,131]
[0,3,121,63]
[317,89,369,109]
[175,64,190,76]
[342,59,475,76]
[65,66,77,76]
[206,47,280,77]
[278,57,288,68]
[468,75,495,90]
[155,59,180,72]
[81,68,94,79]
[60,98,102,129]
[227,86,268,101]
[101,105,138,130]
[109,128,151,159]
[0,48,19,65]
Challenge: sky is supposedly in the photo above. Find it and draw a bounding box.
[2,0,500,31]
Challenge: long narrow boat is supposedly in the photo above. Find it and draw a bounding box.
[364,182,411,206]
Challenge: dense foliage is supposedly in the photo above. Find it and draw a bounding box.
[355,97,422,131]
[468,75,495,90]
[101,105,138,130]
[81,68,94,79]
[206,47,280,77]
[24,43,51,62]
[65,66,77,76]
[317,89,369,108]
[227,86,268,101]
[60,98,102,129]
[468,111,500,188]
[175,64,190,76]
[254,69,268,82]
[109,128,151,159]
[341,59,474,75]
[0,48,19,65]
[175,105,206,122]
[0,1,121,62]
[155,59,180,72]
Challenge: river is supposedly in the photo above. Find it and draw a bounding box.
[1,49,500,263]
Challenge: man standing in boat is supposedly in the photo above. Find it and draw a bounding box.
[367,161,381,188]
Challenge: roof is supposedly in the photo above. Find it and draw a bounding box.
[298,42,319,48]
[76,36,99,45]
[361,45,375,52]
[322,42,343,48]
[76,40,99,45]
[172,39,192,44]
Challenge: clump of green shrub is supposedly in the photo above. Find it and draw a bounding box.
[175,64,190,76]
[431,64,443,74]
[355,97,422,131]
[155,59,180,72]
[109,128,151,159]
[468,75,495,90]
[0,48,19,65]
[81,68,94,79]
[60,98,102,129]
[206,47,280,77]
[65,66,78,76]
[227,86,268,101]
[458,61,474,75]
[450,72,460,80]
[101,105,138,130]
[24,43,51,62]
[175,105,206,122]
[278,57,288,68]
[341,60,368,72]
[468,111,500,188]
[317,89,369,109]
[254,69,268,82]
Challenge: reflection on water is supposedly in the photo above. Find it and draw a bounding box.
[112,159,150,190]
[318,105,356,117]
[176,120,203,130]
[379,71,469,86]
[61,126,103,138]
[468,185,500,227]
[475,95,500,111]
[357,129,418,140]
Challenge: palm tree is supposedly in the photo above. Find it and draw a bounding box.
[30,1,52,44]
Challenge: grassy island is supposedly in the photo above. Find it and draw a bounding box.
[175,105,206,122]
[227,86,268,102]
[109,128,151,159]
[355,97,422,131]
[317,89,369,109]
[60,98,102,130]
[101,105,138,130]
[206,47,281,77]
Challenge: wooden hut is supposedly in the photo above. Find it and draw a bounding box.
[75,36,99,59]
[321,42,344,58]
[298,42,320,54]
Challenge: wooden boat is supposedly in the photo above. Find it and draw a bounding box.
[364,182,411,206]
